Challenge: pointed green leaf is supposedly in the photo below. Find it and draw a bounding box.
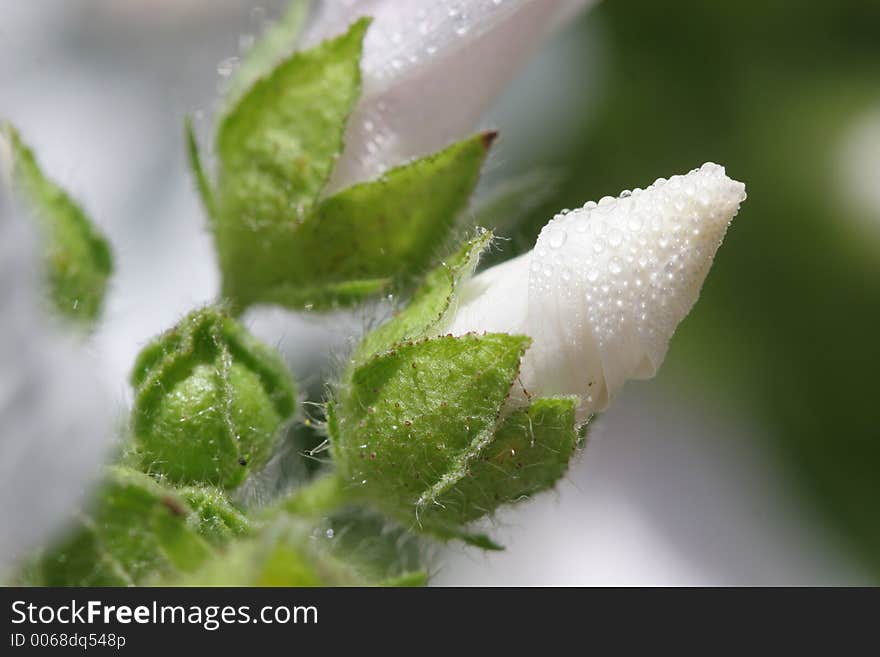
[423,397,580,528]
[221,131,495,311]
[184,115,215,218]
[331,333,531,538]
[3,123,112,326]
[215,18,368,309]
[354,229,493,362]
[221,0,313,114]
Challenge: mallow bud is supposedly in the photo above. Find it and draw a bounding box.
[330,233,580,546]
[447,163,747,419]
[331,164,745,545]
[130,307,296,489]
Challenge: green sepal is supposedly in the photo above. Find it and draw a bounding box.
[333,244,584,545]
[354,228,493,362]
[184,115,215,219]
[2,123,113,326]
[217,17,367,217]
[207,13,495,312]
[131,306,296,489]
[419,396,580,529]
[26,467,216,586]
[219,130,495,311]
[213,18,368,311]
[221,0,313,115]
[331,333,531,538]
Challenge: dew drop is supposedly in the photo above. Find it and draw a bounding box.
[608,228,623,248]
[547,227,567,249]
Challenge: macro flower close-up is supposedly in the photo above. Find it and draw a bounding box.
[1,0,879,628]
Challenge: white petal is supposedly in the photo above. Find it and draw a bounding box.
[449,163,747,420]
[0,207,116,575]
[302,0,595,194]
[448,250,530,337]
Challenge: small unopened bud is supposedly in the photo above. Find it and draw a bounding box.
[130,307,296,488]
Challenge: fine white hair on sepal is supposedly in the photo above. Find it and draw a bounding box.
[301,0,596,194]
[0,205,116,576]
[447,163,747,420]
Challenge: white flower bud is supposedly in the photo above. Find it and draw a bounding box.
[302,0,595,193]
[447,163,747,420]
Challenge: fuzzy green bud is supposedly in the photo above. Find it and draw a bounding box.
[130,307,296,489]
[328,235,582,547]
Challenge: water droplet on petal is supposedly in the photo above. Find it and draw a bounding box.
[547,227,567,249]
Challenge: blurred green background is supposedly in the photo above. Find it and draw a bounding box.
[497,0,880,577]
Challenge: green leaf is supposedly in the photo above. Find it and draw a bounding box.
[29,467,215,586]
[221,0,313,114]
[184,115,215,219]
[331,333,531,538]
[422,397,580,528]
[131,306,296,489]
[354,229,493,362]
[2,123,112,326]
[208,15,496,312]
[282,132,496,306]
[214,18,368,309]
[220,130,495,311]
